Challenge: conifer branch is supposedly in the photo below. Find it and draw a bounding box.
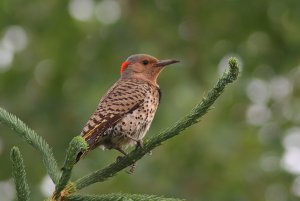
[66,193,185,201]
[0,107,60,184]
[53,137,88,199]
[10,146,30,201]
[2,58,239,201]
[74,58,240,190]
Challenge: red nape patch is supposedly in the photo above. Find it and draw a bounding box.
[120,61,130,74]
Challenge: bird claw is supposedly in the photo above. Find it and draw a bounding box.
[113,138,143,174]
[136,139,144,148]
[126,162,136,174]
[116,155,124,162]
[115,153,137,174]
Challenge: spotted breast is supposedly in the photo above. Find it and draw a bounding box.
[80,78,161,153]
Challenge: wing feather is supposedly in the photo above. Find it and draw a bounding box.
[80,79,148,150]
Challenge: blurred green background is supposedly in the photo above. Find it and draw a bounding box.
[1,0,300,200]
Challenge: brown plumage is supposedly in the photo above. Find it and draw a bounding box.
[78,54,179,161]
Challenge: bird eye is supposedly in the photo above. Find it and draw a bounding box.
[142,60,149,65]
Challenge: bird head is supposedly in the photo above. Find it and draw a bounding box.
[120,54,179,85]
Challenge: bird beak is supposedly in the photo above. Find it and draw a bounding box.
[153,59,180,67]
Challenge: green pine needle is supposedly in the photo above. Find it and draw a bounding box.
[10,146,30,201]
[66,193,185,201]
[0,107,60,184]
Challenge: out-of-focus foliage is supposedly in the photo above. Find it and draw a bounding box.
[1,0,300,200]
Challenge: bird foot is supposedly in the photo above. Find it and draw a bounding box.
[115,156,137,174]
[126,162,136,174]
[136,139,144,148]
[116,155,124,162]
[115,147,127,156]
[114,147,137,174]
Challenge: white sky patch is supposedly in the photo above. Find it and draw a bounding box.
[281,147,300,174]
[246,104,272,126]
[270,76,293,101]
[2,25,28,53]
[292,176,300,197]
[246,78,270,104]
[69,0,94,22]
[281,127,300,174]
[95,0,121,25]
[0,25,28,71]
[282,127,300,149]
[0,43,14,71]
[40,175,55,197]
[0,179,15,201]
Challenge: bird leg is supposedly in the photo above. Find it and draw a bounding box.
[115,147,127,156]
[124,134,144,148]
[124,135,152,155]
[114,147,136,174]
[128,163,136,174]
[115,147,128,163]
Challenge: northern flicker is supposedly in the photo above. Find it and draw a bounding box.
[78,54,179,161]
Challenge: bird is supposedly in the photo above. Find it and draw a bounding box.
[77,54,179,163]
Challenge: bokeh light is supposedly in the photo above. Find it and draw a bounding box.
[69,0,94,22]
[281,128,300,174]
[0,25,28,71]
[2,26,28,53]
[40,175,55,197]
[246,78,270,104]
[95,0,121,25]
[270,76,293,102]
[246,104,272,126]
[292,176,300,197]
[0,180,15,201]
[0,44,13,71]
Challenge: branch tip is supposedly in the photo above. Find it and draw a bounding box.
[53,136,88,199]
[228,57,239,82]
[10,146,30,201]
[10,146,19,157]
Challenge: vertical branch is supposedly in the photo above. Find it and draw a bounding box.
[52,136,88,199]
[10,146,30,201]
[0,107,60,184]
